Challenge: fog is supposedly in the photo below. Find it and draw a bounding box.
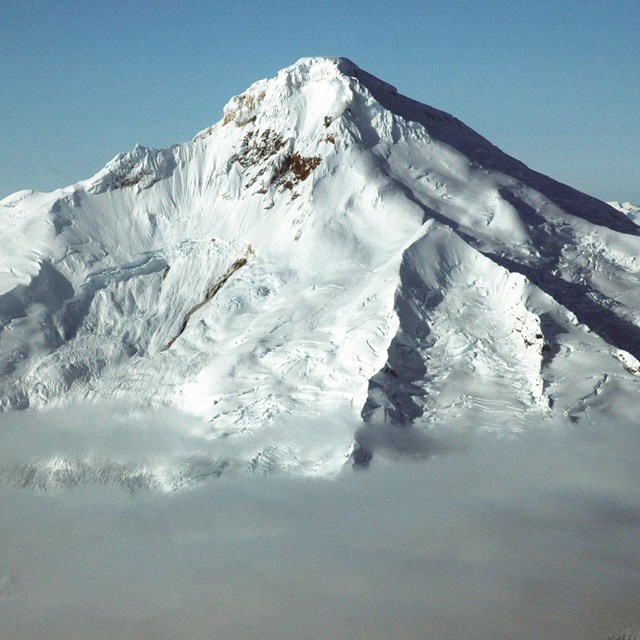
[1,404,639,639]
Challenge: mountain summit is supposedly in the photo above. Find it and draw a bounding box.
[2,57,639,476]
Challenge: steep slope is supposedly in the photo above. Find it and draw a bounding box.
[609,200,640,224]
[1,57,639,475]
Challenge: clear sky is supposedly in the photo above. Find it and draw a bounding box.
[1,0,638,203]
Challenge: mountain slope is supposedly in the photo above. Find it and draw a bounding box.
[1,57,639,475]
[609,200,640,224]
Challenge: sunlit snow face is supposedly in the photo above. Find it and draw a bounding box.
[1,403,640,640]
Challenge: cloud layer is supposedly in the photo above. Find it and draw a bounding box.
[1,404,640,639]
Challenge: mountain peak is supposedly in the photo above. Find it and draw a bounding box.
[2,58,640,476]
[283,55,360,75]
[193,56,405,143]
[280,56,397,93]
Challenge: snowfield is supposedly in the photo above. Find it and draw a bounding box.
[609,200,640,224]
[1,56,640,480]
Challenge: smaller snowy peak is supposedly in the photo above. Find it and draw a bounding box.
[608,200,640,225]
[0,189,36,208]
[87,143,178,194]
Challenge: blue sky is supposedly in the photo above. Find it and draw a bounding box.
[1,0,638,203]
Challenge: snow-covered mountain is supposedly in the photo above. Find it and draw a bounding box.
[2,57,640,478]
[608,200,640,225]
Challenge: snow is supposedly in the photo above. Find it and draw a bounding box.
[1,56,640,477]
[608,199,640,224]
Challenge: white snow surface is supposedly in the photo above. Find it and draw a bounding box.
[2,57,640,480]
[608,200,640,224]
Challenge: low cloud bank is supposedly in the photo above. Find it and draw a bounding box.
[0,404,639,639]
[0,401,358,488]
